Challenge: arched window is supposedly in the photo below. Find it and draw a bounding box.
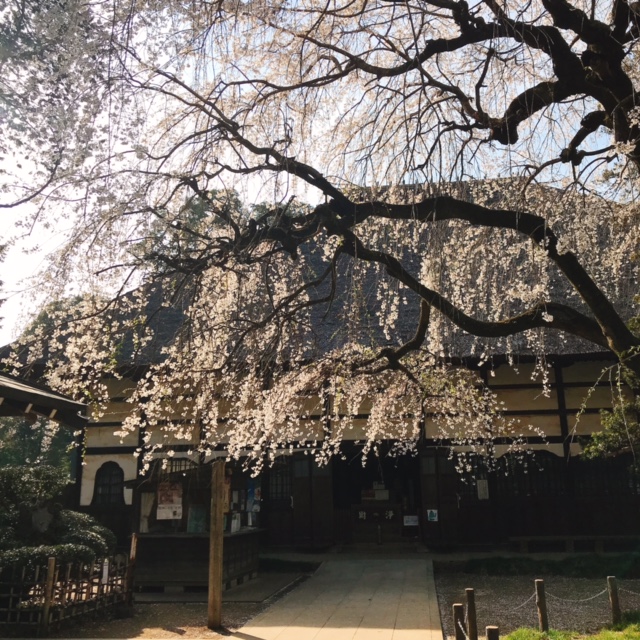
[92,461,125,506]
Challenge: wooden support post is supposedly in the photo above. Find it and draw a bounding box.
[535,579,549,632]
[486,626,500,640]
[41,557,56,633]
[608,576,621,626]
[453,603,466,640]
[466,588,478,640]
[125,532,138,611]
[208,459,226,630]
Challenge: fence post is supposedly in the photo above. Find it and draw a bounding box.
[125,532,138,611]
[535,579,549,632]
[453,603,466,640]
[607,576,621,626]
[100,559,109,606]
[41,556,56,633]
[486,626,500,640]
[465,588,478,640]
[63,563,72,607]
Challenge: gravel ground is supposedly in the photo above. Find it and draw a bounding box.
[435,572,640,638]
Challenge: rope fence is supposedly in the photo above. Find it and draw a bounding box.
[449,575,640,640]
[546,588,608,603]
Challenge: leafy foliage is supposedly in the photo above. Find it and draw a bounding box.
[0,543,100,566]
[505,630,578,640]
[582,398,640,459]
[0,466,115,565]
[0,417,75,468]
[438,554,640,579]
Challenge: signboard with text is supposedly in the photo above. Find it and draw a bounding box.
[157,482,183,520]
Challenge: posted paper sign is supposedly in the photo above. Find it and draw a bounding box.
[477,479,489,500]
[157,482,183,520]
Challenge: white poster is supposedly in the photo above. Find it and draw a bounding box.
[157,482,183,520]
[477,479,489,500]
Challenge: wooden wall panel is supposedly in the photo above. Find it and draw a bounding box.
[492,387,559,411]
[562,361,613,383]
[489,363,556,385]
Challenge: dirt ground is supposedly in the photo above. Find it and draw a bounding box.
[48,601,266,639]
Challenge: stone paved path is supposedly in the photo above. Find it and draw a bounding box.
[233,557,442,640]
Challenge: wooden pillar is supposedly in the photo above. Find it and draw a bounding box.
[535,579,549,632]
[486,626,500,640]
[453,603,466,640]
[608,576,621,626]
[41,557,56,633]
[208,459,226,630]
[466,588,478,640]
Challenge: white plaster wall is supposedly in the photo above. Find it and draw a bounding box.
[493,442,565,457]
[80,453,137,506]
[85,426,137,447]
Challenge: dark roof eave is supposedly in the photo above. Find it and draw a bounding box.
[0,372,88,429]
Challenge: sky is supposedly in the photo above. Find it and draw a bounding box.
[0,205,62,346]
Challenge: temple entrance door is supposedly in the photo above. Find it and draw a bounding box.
[263,457,293,546]
[292,456,333,548]
[333,448,421,546]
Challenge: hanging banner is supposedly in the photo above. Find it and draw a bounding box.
[157,482,183,520]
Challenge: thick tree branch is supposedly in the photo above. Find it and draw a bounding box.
[325,195,638,356]
[339,228,610,348]
[540,0,612,45]
[489,80,576,144]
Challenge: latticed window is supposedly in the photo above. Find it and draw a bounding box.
[268,457,291,506]
[456,451,570,500]
[573,454,640,497]
[92,461,125,505]
[495,452,568,498]
[160,457,197,478]
[456,454,488,500]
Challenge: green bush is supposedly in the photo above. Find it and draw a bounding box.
[0,465,116,566]
[436,554,640,579]
[0,543,97,566]
[55,510,117,555]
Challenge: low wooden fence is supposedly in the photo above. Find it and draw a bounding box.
[0,538,137,635]
[451,576,633,640]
